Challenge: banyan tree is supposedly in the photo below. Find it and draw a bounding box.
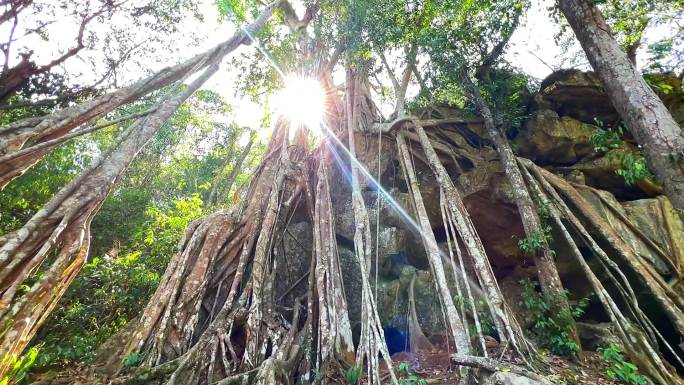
[1,0,683,384]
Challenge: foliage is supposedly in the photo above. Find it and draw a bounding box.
[519,279,587,356]
[599,344,651,385]
[0,141,91,234]
[518,226,554,256]
[34,195,204,368]
[346,366,361,385]
[0,0,204,105]
[122,353,144,370]
[589,122,655,186]
[615,153,654,186]
[597,0,684,72]
[395,362,427,385]
[589,124,625,153]
[0,90,260,370]
[0,348,39,385]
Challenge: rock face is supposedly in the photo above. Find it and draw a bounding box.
[534,69,619,126]
[283,69,684,355]
[517,109,595,165]
[575,322,620,351]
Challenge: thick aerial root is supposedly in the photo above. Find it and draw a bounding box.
[407,276,435,354]
[345,67,398,385]
[88,122,314,385]
[396,131,471,358]
[311,159,355,369]
[0,4,277,189]
[451,354,553,385]
[0,63,224,373]
[519,158,683,385]
[402,123,535,362]
[523,160,684,336]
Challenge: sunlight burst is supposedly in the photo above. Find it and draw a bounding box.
[274,75,326,136]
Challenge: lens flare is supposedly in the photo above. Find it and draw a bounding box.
[274,75,326,137]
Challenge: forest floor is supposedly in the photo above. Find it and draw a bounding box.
[377,348,621,384]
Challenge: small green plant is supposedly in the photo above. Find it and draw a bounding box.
[394,362,427,385]
[589,122,654,186]
[615,153,654,186]
[1,347,39,385]
[346,366,361,385]
[599,344,650,385]
[122,352,143,369]
[589,124,624,153]
[519,279,587,356]
[518,225,554,256]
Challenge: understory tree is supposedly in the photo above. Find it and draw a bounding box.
[415,0,581,352]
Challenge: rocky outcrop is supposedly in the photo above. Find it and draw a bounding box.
[285,69,684,356]
[534,69,619,126]
[516,109,595,165]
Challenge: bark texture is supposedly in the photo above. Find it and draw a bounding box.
[519,158,684,385]
[467,78,580,349]
[409,122,532,360]
[0,5,277,373]
[345,67,398,385]
[396,130,471,357]
[558,0,684,212]
[0,62,220,374]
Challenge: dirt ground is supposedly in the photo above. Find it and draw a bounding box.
[375,347,622,384]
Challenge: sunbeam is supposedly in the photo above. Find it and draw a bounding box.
[274,75,326,136]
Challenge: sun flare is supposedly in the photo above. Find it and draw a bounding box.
[274,75,326,136]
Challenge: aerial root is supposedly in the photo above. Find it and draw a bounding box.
[450,354,553,385]
[518,157,683,385]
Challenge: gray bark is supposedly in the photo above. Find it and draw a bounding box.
[465,76,579,349]
[0,4,277,370]
[411,122,532,359]
[559,0,684,212]
[0,63,220,373]
[396,131,471,356]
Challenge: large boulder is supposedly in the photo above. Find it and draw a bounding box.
[576,322,620,351]
[578,188,683,277]
[516,109,595,165]
[534,69,619,126]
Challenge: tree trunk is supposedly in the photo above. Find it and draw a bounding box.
[519,158,683,385]
[0,3,276,189]
[0,3,280,366]
[344,66,398,385]
[558,0,684,212]
[209,137,254,207]
[311,157,355,368]
[0,61,222,374]
[466,78,580,350]
[0,56,36,104]
[110,120,307,385]
[525,161,684,339]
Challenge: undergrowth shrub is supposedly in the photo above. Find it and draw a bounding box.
[599,344,650,385]
[588,120,654,186]
[519,279,587,356]
[0,347,39,385]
